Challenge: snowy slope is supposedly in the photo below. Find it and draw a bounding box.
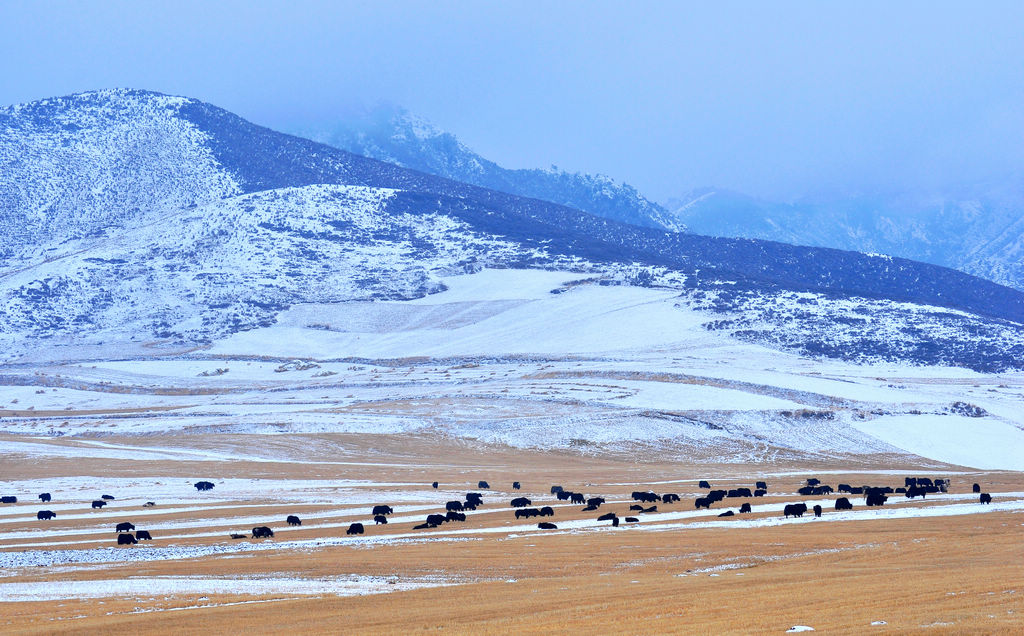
[0,184,537,345]
[0,89,240,260]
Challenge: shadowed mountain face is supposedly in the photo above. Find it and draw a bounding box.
[669,186,1024,292]
[1,88,1023,371]
[290,106,684,232]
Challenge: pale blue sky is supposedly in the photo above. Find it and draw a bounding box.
[2,1,1021,201]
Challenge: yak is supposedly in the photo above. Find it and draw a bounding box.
[980,493,992,504]
[510,497,532,508]
[835,497,853,510]
[38,493,51,503]
[784,503,808,518]
[372,505,393,516]
[286,515,301,526]
[252,526,274,538]
[117,534,137,545]
[136,530,153,540]
[905,486,927,499]
[115,522,135,533]
[866,493,887,507]
[346,523,365,535]
[739,503,751,513]
[631,491,660,503]
[374,515,388,525]
[538,522,557,530]
[91,500,107,509]
[37,510,56,520]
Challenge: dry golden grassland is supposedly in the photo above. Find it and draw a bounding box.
[1,433,1022,634]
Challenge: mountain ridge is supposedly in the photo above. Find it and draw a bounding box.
[669,186,1024,291]
[2,88,1023,372]
[292,105,684,232]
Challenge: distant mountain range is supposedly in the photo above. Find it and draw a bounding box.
[295,106,1024,292]
[668,185,1024,291]
[1,88,1023,371]
[293,106,684,232]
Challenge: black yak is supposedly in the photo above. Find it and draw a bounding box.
[784,503,808,518]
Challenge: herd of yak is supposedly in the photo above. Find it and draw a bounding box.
[0,476,996,546]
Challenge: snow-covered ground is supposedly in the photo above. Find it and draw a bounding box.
[2,268,1023,468]
[0,574,462,602]
[851,415,1024,471]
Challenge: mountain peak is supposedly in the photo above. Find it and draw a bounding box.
[289,107,684,232]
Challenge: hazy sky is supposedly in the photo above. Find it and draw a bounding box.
[2,1,1022,202]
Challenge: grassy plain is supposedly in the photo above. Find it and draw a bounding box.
[1,433,1022,634]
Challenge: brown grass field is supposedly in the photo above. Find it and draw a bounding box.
[1,433,1022,634]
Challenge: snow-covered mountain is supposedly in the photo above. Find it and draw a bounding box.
[2,89,1024,373]
[292,105,684,232]
[669,185,1024,291]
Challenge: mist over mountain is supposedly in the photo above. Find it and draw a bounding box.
[291,106,683,232]
[290,106,1024,293]
[669,184,1024,291]
[1,89,1023,372]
